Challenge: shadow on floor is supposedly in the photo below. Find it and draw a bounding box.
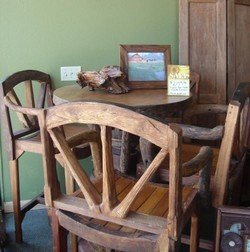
[4,209,52,252]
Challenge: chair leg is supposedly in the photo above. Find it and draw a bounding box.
[70,233,78,252]
[157,235,179,251]
[190,206,199,252]
[64,168,79,252]
[65,169,75,195]
[9,159,22,243]
[51,209,68,252]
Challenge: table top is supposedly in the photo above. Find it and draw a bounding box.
[53,85,192,109]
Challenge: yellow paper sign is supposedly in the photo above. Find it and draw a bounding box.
[167,65,190,96]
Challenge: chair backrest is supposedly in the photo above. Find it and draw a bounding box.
[231,83,250,160]
[0,70,52,159]
[190,71,200,104]
[41,101,183,236]
[180,82,250,206]
[213,83,250,206]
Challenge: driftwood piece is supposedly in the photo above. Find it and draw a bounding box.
[77,66,129,94]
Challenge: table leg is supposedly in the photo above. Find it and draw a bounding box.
[120,131,130,174]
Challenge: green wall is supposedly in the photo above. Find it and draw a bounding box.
[0,0,178,202]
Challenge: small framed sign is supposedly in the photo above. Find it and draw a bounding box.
[167,65,190,96]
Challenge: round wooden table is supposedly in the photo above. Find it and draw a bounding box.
[53,85,192,173]
[53,85,192,110]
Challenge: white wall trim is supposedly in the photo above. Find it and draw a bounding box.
[3,200,45,213]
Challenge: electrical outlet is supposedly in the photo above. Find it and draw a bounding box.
[60,66,81,81]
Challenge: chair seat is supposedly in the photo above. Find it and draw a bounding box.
[64,175,197,251]
[71,175,196,237]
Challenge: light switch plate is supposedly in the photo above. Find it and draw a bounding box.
[60,66,81,81]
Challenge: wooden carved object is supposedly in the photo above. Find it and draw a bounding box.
[77,65,129,94]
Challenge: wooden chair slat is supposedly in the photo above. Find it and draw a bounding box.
[112,149,168,218]
[212,101,240,206]
[105,184,156,232]
[118,187,168,233]
[37,82,47,108]
[25,80,38,127]
[150,191,169,216]
[8,90,32,128]
[130,185,156,211]
[115,177,133,194]
[49,127,101,209]
[100,126,117,212]
[24,80,35,108]
[136,187,167,215]
[53,195,168,234]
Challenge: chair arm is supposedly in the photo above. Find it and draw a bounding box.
[177,124,224,140]
[183,146,213,207]
[4,96,41,116]
[183,104,228,123]
[182,146,213,177]
[66,130,100,148]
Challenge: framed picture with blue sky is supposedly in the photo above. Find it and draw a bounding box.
[120,44,171,89]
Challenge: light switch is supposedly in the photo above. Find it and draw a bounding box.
[60,66,81,81]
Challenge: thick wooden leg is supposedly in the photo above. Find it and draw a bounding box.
[120,131,130,174]
[51,209,68,252]
[157,234,179,251]
[190,207,199,252]
[64,168,78,252]
[9,159,22,243]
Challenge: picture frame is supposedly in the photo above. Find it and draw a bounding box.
[120,44,171,89]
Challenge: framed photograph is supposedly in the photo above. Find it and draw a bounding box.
[120,45,171,89]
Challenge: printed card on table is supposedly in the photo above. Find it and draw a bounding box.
[167,65,190,96]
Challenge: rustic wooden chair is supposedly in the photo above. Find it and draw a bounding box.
[176,83,250,207]
[140,83,250,207]
[138,83,249,250]
[40,101,213,251]
[0,70,101,243]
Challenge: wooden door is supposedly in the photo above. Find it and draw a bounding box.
[179,0,227,104]
[228,0,250,100]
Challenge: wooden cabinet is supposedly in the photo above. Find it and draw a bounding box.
[179,0,250,104]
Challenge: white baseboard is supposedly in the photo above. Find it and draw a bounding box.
[3,200,45,213]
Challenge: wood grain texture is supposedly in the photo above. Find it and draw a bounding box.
[49,127,101,210]
[42,101,204,251]
[45,102,172,150]
[179,0,227,104]
[180,0,250,104]
[100,126,117,213]
[228,0,250,100]
[53,85,192,109]
[112,149,168,218]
